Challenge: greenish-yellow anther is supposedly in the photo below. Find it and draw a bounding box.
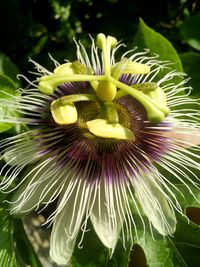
[147,86,167,106]
[39,80,55,95]
[111,60,150,79]
[54,63,76,75]
[133,82,158,93]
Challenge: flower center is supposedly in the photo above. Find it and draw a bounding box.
[76,101,132,141]
[38,33,171,140]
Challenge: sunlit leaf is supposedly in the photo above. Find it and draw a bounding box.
[71,221,109,267]
[0,74,17,133]
[0,201,42,267]
[71,220,131,267]
[133,19,183,84]
[0,53,20,86]
[134,231,174,267]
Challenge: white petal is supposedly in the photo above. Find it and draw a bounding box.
[50,210,76,265]
[134,173,177,235]
[86,119,134,140]
[50,179,90,265]
[90,180,123,250]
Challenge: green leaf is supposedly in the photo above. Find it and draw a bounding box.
[128,181,200,267]
[180,51,200,96]
[0,73,16,91]
[168,215,200,267]
[180,15,200,51]
[0,186,8,202]
[0,53,20,86]
[131,200,200,267]
[133,19,183,83]
[107,239,131,267]
[0,203,43,267]
[0,207,20,267]
[71,221,109,267]
[135,231,174,267]
[71,222,131,267]
[0,74,17,133]
[174,185,200,208]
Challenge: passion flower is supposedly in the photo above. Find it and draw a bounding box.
[0,33,199,265]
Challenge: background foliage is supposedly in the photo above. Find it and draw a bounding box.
[0,0,199,266]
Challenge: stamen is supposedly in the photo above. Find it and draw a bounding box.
[71,60,93,75]
[54,60,99,91]
[50,101,78,125]
[54,62,77,75]
[147,86,167,106]
[54,60,93,75]
[111,60,150,79]
[38,74,105,95]
[115,82,158,100]
[111,58,130,80]
[55,94,98,105]
[86,119,135,140]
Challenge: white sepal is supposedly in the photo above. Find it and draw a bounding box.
[134,173,177,235]
[50,179,90,265]
[90,180,122,250]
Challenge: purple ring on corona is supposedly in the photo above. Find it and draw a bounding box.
[0,33,199,265]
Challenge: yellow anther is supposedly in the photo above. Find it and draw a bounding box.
[72,61,93,74]
[38,80,55,95]
[54,61,93,75]
[51,100,78,125]
[86,119,135,140]
[54,63,75,75]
